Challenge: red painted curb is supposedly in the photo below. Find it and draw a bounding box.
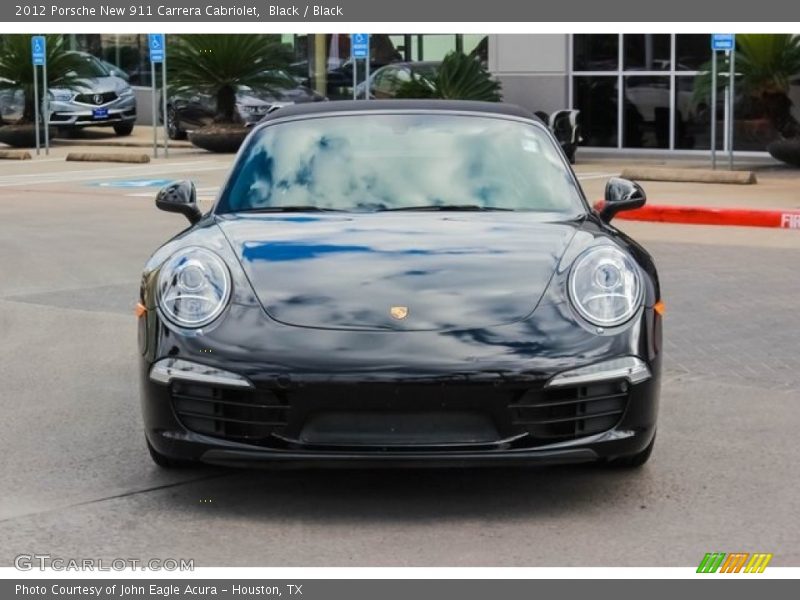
[593,201,800,230]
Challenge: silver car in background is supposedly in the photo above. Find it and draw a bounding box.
[47,51,137,136]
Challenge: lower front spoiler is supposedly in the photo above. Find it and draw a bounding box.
[200,446,598,469]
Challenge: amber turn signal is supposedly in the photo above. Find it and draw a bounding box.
[654,300,665,315]
[134,302,147,318]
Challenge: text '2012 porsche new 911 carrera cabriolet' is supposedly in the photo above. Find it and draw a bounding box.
[138,100,662,470]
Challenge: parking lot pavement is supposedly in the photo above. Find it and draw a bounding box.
[0,157,798,567]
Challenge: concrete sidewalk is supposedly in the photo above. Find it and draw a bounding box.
[575,155,800,212]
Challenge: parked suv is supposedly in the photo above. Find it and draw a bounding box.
[48,52,137,136]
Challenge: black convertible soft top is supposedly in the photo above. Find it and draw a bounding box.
[259,99,541,124]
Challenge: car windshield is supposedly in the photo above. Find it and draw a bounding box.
[217,113,585,214]
[410,64,439,78]
[63,55,109,79]
[265,69,299,87]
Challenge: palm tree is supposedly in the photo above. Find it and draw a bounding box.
[694,34,800,138]
[394,51,502,102]
[167,34,293,125]
[0,35,82,124]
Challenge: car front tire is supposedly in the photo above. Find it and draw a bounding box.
[166,106,187,140]
[113,122,134,136]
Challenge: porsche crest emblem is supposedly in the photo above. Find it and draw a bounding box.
[390,306,409,320]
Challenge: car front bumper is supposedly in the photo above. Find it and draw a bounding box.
[49,97,136,128]
[141,353,660,468]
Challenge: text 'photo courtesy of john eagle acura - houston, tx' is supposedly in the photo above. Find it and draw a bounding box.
[138,100,662,470]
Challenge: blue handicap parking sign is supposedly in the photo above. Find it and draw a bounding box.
[31,36,46,66]
[712,34,735,51]
[149,34,165,63]
[351,34,370,59]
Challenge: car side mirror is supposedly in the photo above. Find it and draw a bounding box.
[155,180,202,225]
[600,177,646,222]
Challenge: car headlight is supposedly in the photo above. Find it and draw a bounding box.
[157,247,231,328]
[568,246,642,327]
[49,91,73,101]
[119,87,134,97]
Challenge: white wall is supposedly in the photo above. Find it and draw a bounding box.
[489,34,570,113]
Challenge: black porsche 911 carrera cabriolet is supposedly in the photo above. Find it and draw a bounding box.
[139,100,662,469]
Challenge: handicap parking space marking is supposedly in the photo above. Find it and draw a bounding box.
[91,178,177,188]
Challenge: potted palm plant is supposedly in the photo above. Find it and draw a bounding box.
[394,51,502,101]
[167,34,292,153]
[0,35,80,147]
[693,34,800,166]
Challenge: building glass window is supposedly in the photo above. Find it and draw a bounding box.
[623,34,671,71]
[569,33,772,151]
[674,75,717,150]
[573,34,618,71]
[676,34,712,71]
[623,76,671,148]
[573,76,618,147]
[305,34,486,100]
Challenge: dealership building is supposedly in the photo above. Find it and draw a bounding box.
[41,33,800,155]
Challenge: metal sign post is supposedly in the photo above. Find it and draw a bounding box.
[148,34,165,159]
[352,54,357,100]
[150,60,157,158]
[42,57,49,155]
[31,36,46,156]
[711,34,735,170]
[728,47,736,170]
[365,45,371,98]
[351,34,370,100]
[711,50,717,169]
[162,36,168,158]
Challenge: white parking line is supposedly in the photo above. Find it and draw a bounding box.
[126,186,219,198]
[1,157,66,165]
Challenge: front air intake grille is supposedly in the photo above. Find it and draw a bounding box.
[171,382,289,442]
[509,380,629,441]
[75,91,118,105]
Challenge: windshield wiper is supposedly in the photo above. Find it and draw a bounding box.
[245,206,343,213]
[380,204,514,212]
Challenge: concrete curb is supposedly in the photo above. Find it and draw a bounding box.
[66,152,150,164]
[620,167,757,185]
[594,201,800,229]
[0,149,32,160]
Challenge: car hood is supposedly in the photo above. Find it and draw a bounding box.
[237,88,315,105]
[51,76,129,95]
[217,212,579,332]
